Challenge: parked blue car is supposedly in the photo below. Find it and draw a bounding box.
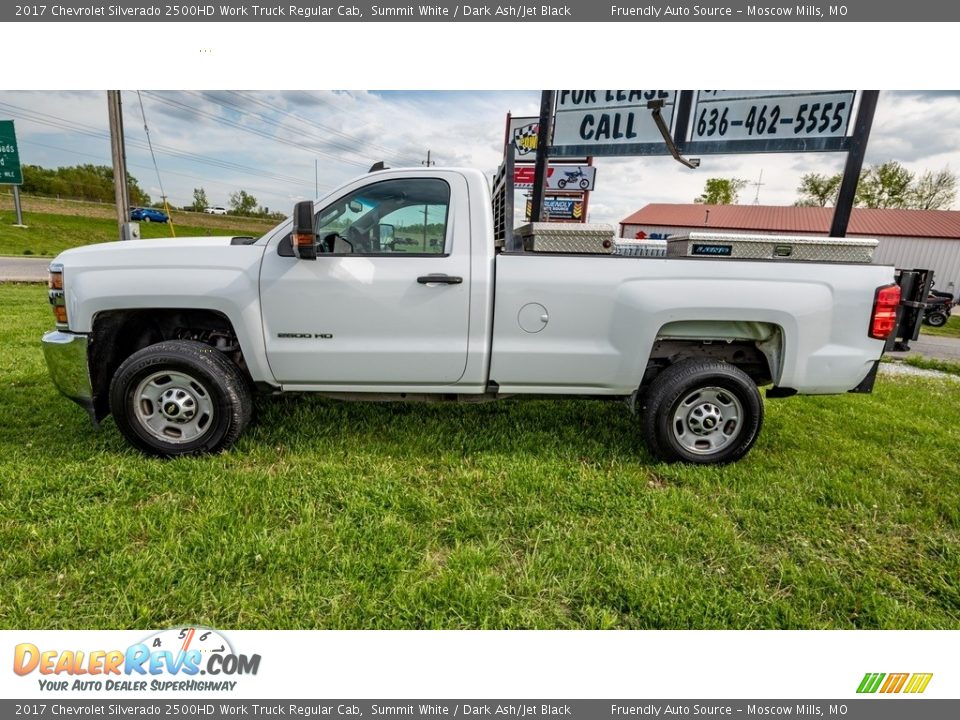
[130,207,169,223]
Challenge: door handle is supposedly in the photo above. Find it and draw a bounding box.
[417,274,463,285]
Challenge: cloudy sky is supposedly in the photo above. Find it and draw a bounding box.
[1,90,958,224]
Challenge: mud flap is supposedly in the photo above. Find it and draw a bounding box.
[848,360,880,394]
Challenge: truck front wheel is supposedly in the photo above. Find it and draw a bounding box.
[641,360,763,464]
[109,340,252,457]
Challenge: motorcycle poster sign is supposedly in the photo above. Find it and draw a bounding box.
[514,165,596,191]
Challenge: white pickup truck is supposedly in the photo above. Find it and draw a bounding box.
[42,167,905,464]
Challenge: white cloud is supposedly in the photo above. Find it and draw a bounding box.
[1,90,958,223]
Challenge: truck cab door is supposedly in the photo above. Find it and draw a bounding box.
[259,172,471,386]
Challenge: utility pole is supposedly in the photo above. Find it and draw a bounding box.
[751,169,764,205]
[315,158,319,198]
[422,150,435,167]
[107,90,134,240]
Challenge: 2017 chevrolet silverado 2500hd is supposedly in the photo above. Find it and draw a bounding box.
[42,167,911,464]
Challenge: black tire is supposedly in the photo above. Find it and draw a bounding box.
[109,340,252,457]
[925,312,948,327]
[641,359,763,464]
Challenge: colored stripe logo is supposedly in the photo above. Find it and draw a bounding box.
[857,672,933,694]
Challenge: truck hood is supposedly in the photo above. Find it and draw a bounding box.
[51,237,271,280]
[53,236,256,266]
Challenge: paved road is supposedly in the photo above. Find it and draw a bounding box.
[0,256,49,282]
[887,334,960,362]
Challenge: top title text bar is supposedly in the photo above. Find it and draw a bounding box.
[5,0,960,22]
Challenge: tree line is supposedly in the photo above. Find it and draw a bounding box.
[696,161,957,210]
[21,164,151,206]
[191,187,283,219]
[17,164,285,219]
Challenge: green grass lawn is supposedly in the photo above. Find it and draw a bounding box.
[2,283,959,630]
[904,355,960,377]
[921,313,960,339]
[0,211,268,257]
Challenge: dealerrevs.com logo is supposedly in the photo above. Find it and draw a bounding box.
[857,672,933,694]
[13,627,261,692]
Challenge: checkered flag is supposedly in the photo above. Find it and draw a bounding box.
[512,123,539,156]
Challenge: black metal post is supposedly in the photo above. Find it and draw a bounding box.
[829,90,879,237]
[504,142,518,252]
[673,90,694,147]
[529,90,555,223]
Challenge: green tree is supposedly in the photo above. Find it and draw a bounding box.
[857,161,914,209]
[908,168,957,210]
[192,187,209,212]
[229,189,257,215]
[695,177,748,205]
[795,172,843,207]
[793,162,957,210]
[20,164,150,205]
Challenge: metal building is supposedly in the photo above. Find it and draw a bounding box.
[619,204,960,296]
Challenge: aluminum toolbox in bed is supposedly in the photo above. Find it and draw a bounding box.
[615,240,668,258]
[666,231,878,263]
[516,223,616,254]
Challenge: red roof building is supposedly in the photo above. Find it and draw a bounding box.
[620,204,960,294]
[620,204,960,239]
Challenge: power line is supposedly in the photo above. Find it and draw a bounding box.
[199,91,407,164]
[141,91,372,169]
[0,101,319,189]
[224,90,416,165]
[18,139,299,200]
[0,101,311,184]
[136,90,176,235]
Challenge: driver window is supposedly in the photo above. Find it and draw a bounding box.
[315,178,450,255]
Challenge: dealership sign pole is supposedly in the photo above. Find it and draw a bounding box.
[532,89,878,239]
[529,91,556,223]
[829,90,879,238]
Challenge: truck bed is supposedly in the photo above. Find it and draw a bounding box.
[488,252,894,396]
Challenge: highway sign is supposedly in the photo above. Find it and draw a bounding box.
[0,121,23,185]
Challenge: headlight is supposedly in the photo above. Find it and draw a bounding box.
[48,262,68,328]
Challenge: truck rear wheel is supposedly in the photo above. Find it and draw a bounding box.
[641,359,763,464]
[109,340,252,457]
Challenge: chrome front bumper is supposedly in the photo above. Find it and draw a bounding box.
[41,330,96,423]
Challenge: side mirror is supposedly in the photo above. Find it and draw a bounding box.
[348,200,364,213]
[291,200,317,260]
[378,223,395,244]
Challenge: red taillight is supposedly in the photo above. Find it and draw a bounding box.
[869,284,901,340]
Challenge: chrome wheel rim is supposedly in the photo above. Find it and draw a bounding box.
[133,370,214,444]
[671,386,743,455]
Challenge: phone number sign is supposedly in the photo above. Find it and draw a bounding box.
[0,121,23,185]
[690,91,855,142]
